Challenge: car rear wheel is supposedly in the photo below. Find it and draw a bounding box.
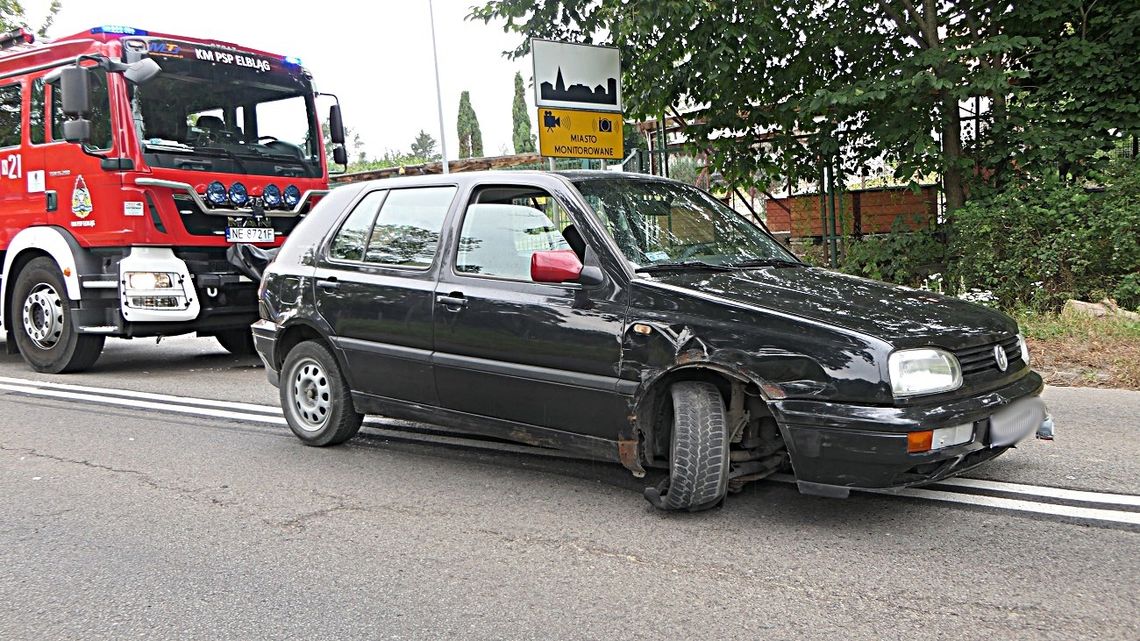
[214,328,256,356]
[11,257,104,373]
[280,340,362,447]
[647,381,730,511]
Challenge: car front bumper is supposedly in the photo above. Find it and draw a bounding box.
[251,319,279,387]
[770,371,1047,497]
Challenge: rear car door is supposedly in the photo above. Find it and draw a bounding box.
[432,178,629,439]
[313,185,457,405]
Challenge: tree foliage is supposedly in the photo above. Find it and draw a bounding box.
[1,1,62,37]
[511,71,536,154]
[457,90,484,159]
[410,129,440,161]
[471,0,1140,210]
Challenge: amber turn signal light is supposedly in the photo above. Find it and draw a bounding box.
[907,430,933,453]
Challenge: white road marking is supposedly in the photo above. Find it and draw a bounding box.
[1,376,1138,526]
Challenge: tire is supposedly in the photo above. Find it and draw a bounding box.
[215,328,256,356]
[10,257,104,373]
[280,340,362,447]
[656,381,730,511]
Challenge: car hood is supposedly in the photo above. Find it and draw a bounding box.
[639,266,1016,348]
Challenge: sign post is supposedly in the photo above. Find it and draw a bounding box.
[532,39,623,162]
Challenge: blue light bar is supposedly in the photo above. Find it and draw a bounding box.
[91,25,148,36]
[284,56,303,67]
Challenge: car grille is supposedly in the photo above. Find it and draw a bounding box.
[953,335,1022,377]
[171,195,307,238]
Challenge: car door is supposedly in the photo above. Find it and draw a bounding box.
[432,178,629,440]
[313,184,457,405]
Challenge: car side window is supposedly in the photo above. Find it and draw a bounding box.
[456,187,572,281]
[362,186,456,268]
[329,190,385,262]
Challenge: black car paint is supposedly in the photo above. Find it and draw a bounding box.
[253,171,1044,494]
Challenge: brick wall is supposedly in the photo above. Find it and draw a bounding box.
[765,186,938,237]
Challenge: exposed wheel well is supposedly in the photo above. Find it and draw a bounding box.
[636,366,784,480]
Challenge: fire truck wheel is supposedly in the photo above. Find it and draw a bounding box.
[11,257,104,373]
[214,328,256,356]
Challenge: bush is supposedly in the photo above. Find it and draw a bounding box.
[838,217,947,288]
[950,160,1140,311]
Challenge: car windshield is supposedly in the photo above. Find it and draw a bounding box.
[127,51,320,178]
[571,177,799,269]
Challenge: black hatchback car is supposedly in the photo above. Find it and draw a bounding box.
[252,171,1047,511]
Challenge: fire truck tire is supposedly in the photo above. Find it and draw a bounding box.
[215,328,256,356]
[11,257,104,373]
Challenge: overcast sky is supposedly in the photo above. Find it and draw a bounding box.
[23,0,536,161]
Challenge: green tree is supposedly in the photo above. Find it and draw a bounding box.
[471,1,1139,212]
[456,90,483,159]
[410,129,440,161]
[511,72,535,153]
[1,0,62,36]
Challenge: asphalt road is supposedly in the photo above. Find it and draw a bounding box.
[1,336,1138,640]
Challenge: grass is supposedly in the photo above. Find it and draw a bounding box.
[1015,310,1140,390]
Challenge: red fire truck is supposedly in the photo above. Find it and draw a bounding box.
[0,25,347,373]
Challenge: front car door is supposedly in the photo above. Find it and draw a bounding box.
[432,176,630,440]
[314,183,457,405]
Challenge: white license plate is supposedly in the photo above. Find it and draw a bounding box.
[225,227,275,243]
[989,396,1046,447]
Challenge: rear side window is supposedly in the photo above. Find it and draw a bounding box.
[363,186,456,268]
[329,190,385,261]
[0,84,22,148]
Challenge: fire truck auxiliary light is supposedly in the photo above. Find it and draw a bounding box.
[263,184,282,208]
[283,185,302,208]
[205,181,228,207]
[228,182,250,207]
[91,25,148,36]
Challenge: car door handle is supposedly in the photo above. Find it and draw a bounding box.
[317,278,340,291]
[436,293,467,308]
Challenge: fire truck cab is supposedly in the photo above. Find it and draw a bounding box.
[0,25,345,373]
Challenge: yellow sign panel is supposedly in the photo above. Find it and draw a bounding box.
[537,107,623,160]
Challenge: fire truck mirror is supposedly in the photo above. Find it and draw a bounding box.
[63,118,92,144]
[332,144,348,166]
[123,58,161,85]
[60,65,91,117]
[329,104,346,145]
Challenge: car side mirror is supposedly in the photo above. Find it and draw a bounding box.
[531,250,604,286]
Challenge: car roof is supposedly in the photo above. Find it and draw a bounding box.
[331,170,680,192]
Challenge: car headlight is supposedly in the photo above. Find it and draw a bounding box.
[888,348,962,397]
[1017,333,1030,366]
[125,272,175,290]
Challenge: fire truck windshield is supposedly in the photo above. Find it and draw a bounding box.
[128,54,321,178]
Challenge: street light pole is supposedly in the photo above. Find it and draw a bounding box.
[428,0,449,174]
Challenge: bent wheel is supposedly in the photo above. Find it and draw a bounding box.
[648,381,730,511]
[280,340,362,446]
[11,257,104,373]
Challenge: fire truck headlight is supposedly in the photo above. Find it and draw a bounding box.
[263,184,282,208]
[283,184,301,208]
[205,181,227,207]
[125,272,175,290]
[228,182,249,207]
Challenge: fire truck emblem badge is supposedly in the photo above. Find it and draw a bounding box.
[71,175,93,218]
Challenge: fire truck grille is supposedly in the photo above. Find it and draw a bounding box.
[172,195,307,238]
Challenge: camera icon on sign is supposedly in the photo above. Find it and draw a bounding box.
[543,110,561,131]
[597,117,613,133]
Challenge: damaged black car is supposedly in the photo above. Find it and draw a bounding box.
[251,171,1048,510]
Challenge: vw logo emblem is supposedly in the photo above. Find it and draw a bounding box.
[993,345,1008,372]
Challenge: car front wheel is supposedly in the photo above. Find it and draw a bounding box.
[645,381,730,511]
[280,340,362,446]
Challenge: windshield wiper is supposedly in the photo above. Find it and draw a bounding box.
[729,258,803,268]
[193,146,249,174]
[635,260,735,273]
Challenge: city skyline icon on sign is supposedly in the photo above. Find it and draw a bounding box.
[539,67,618,107]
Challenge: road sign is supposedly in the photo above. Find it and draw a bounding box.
[532,39,621,113]
[537,107,624,160]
